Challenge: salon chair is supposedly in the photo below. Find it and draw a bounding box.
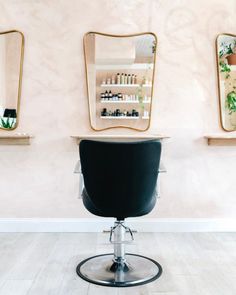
[76,140,162,287]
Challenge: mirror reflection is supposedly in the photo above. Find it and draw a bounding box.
[216,34,236,131]
[0,30,24,130]
[84,32,157,131]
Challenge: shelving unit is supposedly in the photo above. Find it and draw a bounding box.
[204,134,236,146]
[100,100,151,104]
[100,84,152,88]
[0,133,33,145]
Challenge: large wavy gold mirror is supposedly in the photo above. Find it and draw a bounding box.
[216,33,236,131]
[0,30,24,131]
[84,32,157,131]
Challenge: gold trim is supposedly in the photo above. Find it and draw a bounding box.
[0,30,24,131]
[216,33,236,132]
[83,31,158,132]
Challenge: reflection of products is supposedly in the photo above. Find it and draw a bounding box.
[128,74,131,84]
[102,78,106,85]
[111,75,115,84]
[134,75,137,84]
[121,73,124,84]
[124,74,127,84]
[101,108,139,117]
[107,78,111,85]
[131,74,135,84]
[117,73,120,84]
[3,109,17,118]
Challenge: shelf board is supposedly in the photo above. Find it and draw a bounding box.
[71,134,170,144]
[0,133,33,145]
[100,116,139,120]
[100,84,140,88]
[100,100,151,104]
[142,117,150,120]
[204,134,236,146]
[95,63,154,70]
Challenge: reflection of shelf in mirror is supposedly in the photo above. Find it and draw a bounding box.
[100,84,140,88]
[100,84,152,88]
[100,100,151,104]
[204,134,236,146]
[96,63,154,70]
[0,133,33,145]
[100,116,139,120]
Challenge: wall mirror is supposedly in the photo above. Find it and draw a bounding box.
[83,32,157,131]
[216,33,236,131]
[0,30,24,131]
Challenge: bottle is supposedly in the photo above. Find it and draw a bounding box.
[131,74,135,84]
[124,74,127,84]
[117,73,120,84]
[109,90,112,100]
[105,90,108,100]
[101,93,105,101]
[111,75,115,84]
[107,78,111,85]
[134,75,137,84]
[102,78,106,85]
[121,73,124,84]
[127,74,131,84]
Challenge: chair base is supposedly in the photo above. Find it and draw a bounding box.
[76,253,162,287]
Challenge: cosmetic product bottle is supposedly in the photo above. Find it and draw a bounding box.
[127,74,131,84]
[101,93,105,101]
[134,75,137,84]
[131,74,135,84]
[121,73,124,84]
[109,90,112,100]
[105,91,108,100]
[111,75,115,84]
[124,74,127,84]
[117,73,120,84]
[107,78,111,85]
[102,78,106,85]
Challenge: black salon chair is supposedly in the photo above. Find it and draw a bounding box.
[76,140,162,287]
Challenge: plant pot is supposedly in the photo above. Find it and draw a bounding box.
[226,54,236,65]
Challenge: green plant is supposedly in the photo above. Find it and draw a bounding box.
[219,40,236,58]
[219,61,231,78]
[0,117,15,129]
[226,91,236,114]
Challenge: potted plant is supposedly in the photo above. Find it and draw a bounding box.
[219,39,236,65]
[225,89,236,127]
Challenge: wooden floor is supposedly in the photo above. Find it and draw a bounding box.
[0,232,235,295]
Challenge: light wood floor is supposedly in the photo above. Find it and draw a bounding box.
[0,232,235,295]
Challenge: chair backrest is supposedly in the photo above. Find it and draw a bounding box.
[79,140,162,219]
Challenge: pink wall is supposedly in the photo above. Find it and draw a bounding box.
[0,0,235,218]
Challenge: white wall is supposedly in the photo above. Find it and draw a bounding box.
[0,0,235,219]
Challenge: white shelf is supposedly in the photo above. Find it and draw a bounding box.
[100,100,151,104]
[96,63,154,70]
[100,116,139,120]
[100,84,140,88]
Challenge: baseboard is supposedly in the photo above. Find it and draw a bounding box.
[0,218,235,232]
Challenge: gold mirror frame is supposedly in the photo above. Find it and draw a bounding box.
[83,32,157,132]
[216,33,236,132]
[0,30,24,131]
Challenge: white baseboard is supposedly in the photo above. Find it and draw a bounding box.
[0,218,235,232]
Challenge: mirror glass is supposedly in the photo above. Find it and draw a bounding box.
[0,31,24,130]
[216,34,236,131]
[84,32,157,131]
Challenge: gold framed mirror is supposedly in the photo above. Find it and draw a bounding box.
[83,32,157,131]
[216,33,236,131]
[0,30,24,131]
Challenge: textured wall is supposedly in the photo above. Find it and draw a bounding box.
[0,0,235,218]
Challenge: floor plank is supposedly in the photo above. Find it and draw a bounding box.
[0,233,234,294]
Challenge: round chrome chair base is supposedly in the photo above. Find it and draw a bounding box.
[76,253,162,287]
